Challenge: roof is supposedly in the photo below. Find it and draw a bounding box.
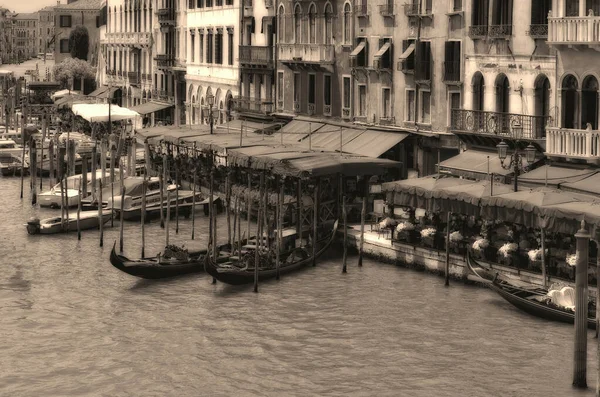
[518,165,596,188]
[439,149,530,180]
[39,6,56,12]
[56,0,104,10]
[129,101,173,115]
[13,13,38,20]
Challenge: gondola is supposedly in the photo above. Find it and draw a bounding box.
[205,220,338,286]
[110,243,207,279]
[467,251,596,329]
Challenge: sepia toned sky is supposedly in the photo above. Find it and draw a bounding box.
[1,0,63,13]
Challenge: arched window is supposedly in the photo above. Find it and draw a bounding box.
[294,5,302,43]
[495,74,510,114]
[472,72,484,111]
[562,74,578,129]
[343,3,351,44]
[582,75,598,129]
[278,5,285,43]
[308,4,317,44]
[534,74,551,138]
[324,3,333,45]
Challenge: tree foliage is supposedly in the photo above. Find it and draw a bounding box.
[53,58,96,89]
[69,26,89,60]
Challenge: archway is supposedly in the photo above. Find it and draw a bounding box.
[472,72,484,111]
[582,75,598,129]
[534,74,551,138]
[495,74,510,114]
[562,74,578,129]
[191,95,196,124]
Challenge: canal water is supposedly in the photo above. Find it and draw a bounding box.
[1,177,598,396]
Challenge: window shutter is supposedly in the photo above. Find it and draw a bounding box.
[251,17,255,33]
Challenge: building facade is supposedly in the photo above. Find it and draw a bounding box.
[54,0,105,65]
[185,0,240,126]
[38,5,56,55]
[0,8,14,64]
[14,12,38,61]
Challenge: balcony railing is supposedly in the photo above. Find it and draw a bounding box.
[151,89,174,104]
[278,44,335,64]
[354,4,369,17]
[488,25,512,38]
[155,54,175,68]
[546,127,600,159]
[442,61,460,83]
[157,8,175,24]
[548,16,600,44]
[235,96,273,114]
[379,4,395,17]
[468,25,488,39]
[404,3,418,16]
[128,71,140,85]
[529,24,548,39]
[451,109,549,140]
[239,45,274,67]
[105,32,152,46]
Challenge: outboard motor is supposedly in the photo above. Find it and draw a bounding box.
[26,217,41,235]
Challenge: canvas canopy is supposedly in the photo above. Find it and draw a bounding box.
[72,104,140,122]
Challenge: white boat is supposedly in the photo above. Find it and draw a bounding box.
[38,170,121,208]
[0,139,23,158]
[0,152,28,176]
[25,210,112,235]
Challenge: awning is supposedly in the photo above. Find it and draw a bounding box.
[96,86,119,99]
[373,42,391,60]
[439,149,525,180]
[518,165,596,188]
[307,126,364,151]
[88,86,109,98]
[129,101,174,115]
[398,43,415,60]
[561,172,600,195]
[272,119,324,143]
[343,130,409,158]
[51,89,72,100]
[72,103,140,122]
[350,41,366,58]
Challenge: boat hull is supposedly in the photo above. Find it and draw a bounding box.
[27,211,112,235]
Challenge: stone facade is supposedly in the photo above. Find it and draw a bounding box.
[38,6,56,55]
[13,12,38,61]
[54,0,105,65]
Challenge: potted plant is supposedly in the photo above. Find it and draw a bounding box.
[527,248,543,270]
[449,231,464,254]
[420,227,438,248]
[378,217,398,239]
[396,221,417,243]
[472,237,490,260]
[498,242,520,267]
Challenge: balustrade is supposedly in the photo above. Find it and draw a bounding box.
[546,127,600,158]
[278,44,335,63]
[451,109,548,140]
[549,17,600,43]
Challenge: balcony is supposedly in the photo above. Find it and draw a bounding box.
[378,4,395,18]
[488,24,512,39]
[239,46,274,68]
[442,61,461,84]
[154,54,175,68]
[354,4,369,18]
[546,127,600,162]
[548,17,600,45]
[451,109,548,140]
[151,89,174,104]
[105,32,152,47]
[142,73,152,82]
[468,25,488,39]
[404,3,431,17]
[278,44,335,65]
[528,24,548,39]
[128,71,140,86]
[157,8,175,25]
[235,96,274,115]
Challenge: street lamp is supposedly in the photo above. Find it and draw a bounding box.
[496,123,537,192]
[207,93,215,135]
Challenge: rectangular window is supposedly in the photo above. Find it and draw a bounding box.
[199,33,204,63]
[277,71,284,101]
[472,0,489,26]
[452,0,462,11]
[420,90,431,124]
[531,0,551,25]
[293,73,301,102]
[448,91,461,126]
[207,32,213,63]
[382,88,391,118]
[308,74,316,105]
[215,32,223,64]
[190,33,195,62]
[401,39,415,72]
[189,0,195,9]
[416,41,431,81]
[406,90,415,122]
[216,0,223,6]
[343,76,351,109]
[59,15,71,28]
[228,31,234,65]
[197,0,203,7]
[358,85,366,117]
[324,74,331,106]
[206,0,212,7]
[443,41,461,82]
[226,0,233,5]
[59,38,69,53]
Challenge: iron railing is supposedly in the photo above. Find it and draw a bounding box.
[378,4,395,17]
[451,109,549,139]
[468,25,488,38]
[529,24,548,38]
[488,24,512,38]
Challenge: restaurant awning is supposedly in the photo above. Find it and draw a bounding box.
[382,176,474,209]
[72,103,140,122]
[129,101,174,115]
[518,165,596,188]
[215,119,282,134]
[398,43,415,60]
[272,119,324,143]
[51,89,72,100]
[560,172,600,195]
[373,42,391,60]
[96,86,119,99]
[350,41,366,58]
[439,149,524,180]
[87,86,109,98]
[308,126,365,152]
[342,130,409,158]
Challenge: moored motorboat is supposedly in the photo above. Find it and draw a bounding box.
[25,210,112,235]
[204,220,338,285]
[0,153,28,176]
[39,170,119,208]
[467,252,596,329]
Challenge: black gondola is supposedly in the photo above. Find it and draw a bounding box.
[467,251,596,329]
[110,243,209,279]
[205,220,338,285]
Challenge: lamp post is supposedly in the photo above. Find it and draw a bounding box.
[207,93,215,135]
[496,122,537,192]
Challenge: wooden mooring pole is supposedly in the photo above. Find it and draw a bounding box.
[39,115,45,190]
[312,178,319,266]
[98,180,104,247]
[19,115,25,198]
[573,220,590,388]
[191,172,197,240]
[166,189,171,247]
[226,171,232,247]
[175,167,179,234]
[30,140,37,205]
[276,178,283,280]
[119,185,125,253]
[48,139,54,188]
[246,173,251,244]
[210,161,216,285]
[141,176,147,257]
[77,188,81,240]
[358,195,366,267]
[254,172,264,293]
[445,212,451,287]
[342,196,347,274]
[159,167,165,229]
